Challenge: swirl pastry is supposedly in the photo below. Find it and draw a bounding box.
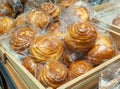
[41,2,61,21]
[86,34,116,65]
[69,60,93,77]
[58,0,74,8]
[22,56,43,75]
[74,7,89,21]
[30,34,64,62]
[37,61,73,88]
[0,2,13,17]
[0,17,14,35]
[15,14,27,27]
[64,22,97,52]
[26,9,50,29]
[10,27,36,53]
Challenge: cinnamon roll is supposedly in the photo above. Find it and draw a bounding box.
[15,14,27,27]
[41,2,61,21]
[69,60,93,77]
[37,61,73,88]
[74,7,90,21]
[64,22,97,52]
[58,0,74,8]
[86,34,116,65]
[10,27,36,53]
[30,34,64,63]
[26,9,50,29]
[0,17,14,35]
[22,56,43,75]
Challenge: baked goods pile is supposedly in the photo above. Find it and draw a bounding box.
[0,0,118,88]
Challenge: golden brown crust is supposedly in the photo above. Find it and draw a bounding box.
[15,14,27,27]
[26,9,50,29]
[64,22,97,52]
[69,60,93,77]
[41,2,61,21]
[58,0,74,8]
[86,34,116,65]
[22,56,38,75]
[37,61,72,88]
[0,17,14,34]
[10,27,36,53]
[30,34,64,63]
[74,7,90,21]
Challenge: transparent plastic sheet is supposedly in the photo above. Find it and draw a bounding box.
[24,0,44,12]
[95,0,120,26]
[0,16,15,42]
[99,61,120,89]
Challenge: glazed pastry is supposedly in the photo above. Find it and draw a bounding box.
[74,7,89,21]
[0,17,14,35]
[26,9,50,29]
[64,22,97,52]
[48,22,64,38]
[69,60,93,77]
[41,2,61,21]
[15,14,27,27]
[0,2,13,17]
[10,27,36,53]
[58,0,74,8]
[86,34,116,65]
[22,56,43,75]
[30,34,64,63]
[37,61,73,88]
[112,17,120,27]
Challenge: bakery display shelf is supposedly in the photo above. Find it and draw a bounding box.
[0,24,120,89]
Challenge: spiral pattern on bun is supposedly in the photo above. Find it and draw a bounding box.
[41,2,61,21]
[10,27,36,53]
[30,34,64,62]
[64,22,97,52]
[0,17,14,34]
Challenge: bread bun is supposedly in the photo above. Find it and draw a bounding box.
[86,34,116,65]
[37,61,73,88]
[30,34,64,63]
[10,27,36,53]
[41,2,61,21]
[0,17,14,35]
[64,22,97,52]
[69,60,93,77]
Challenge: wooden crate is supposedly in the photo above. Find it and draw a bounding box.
[94,3,120,50]
[0,24,120,89]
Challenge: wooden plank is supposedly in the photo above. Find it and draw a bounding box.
[5,51,45,89]
[0,47,6,63]
[5,60,29,89]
